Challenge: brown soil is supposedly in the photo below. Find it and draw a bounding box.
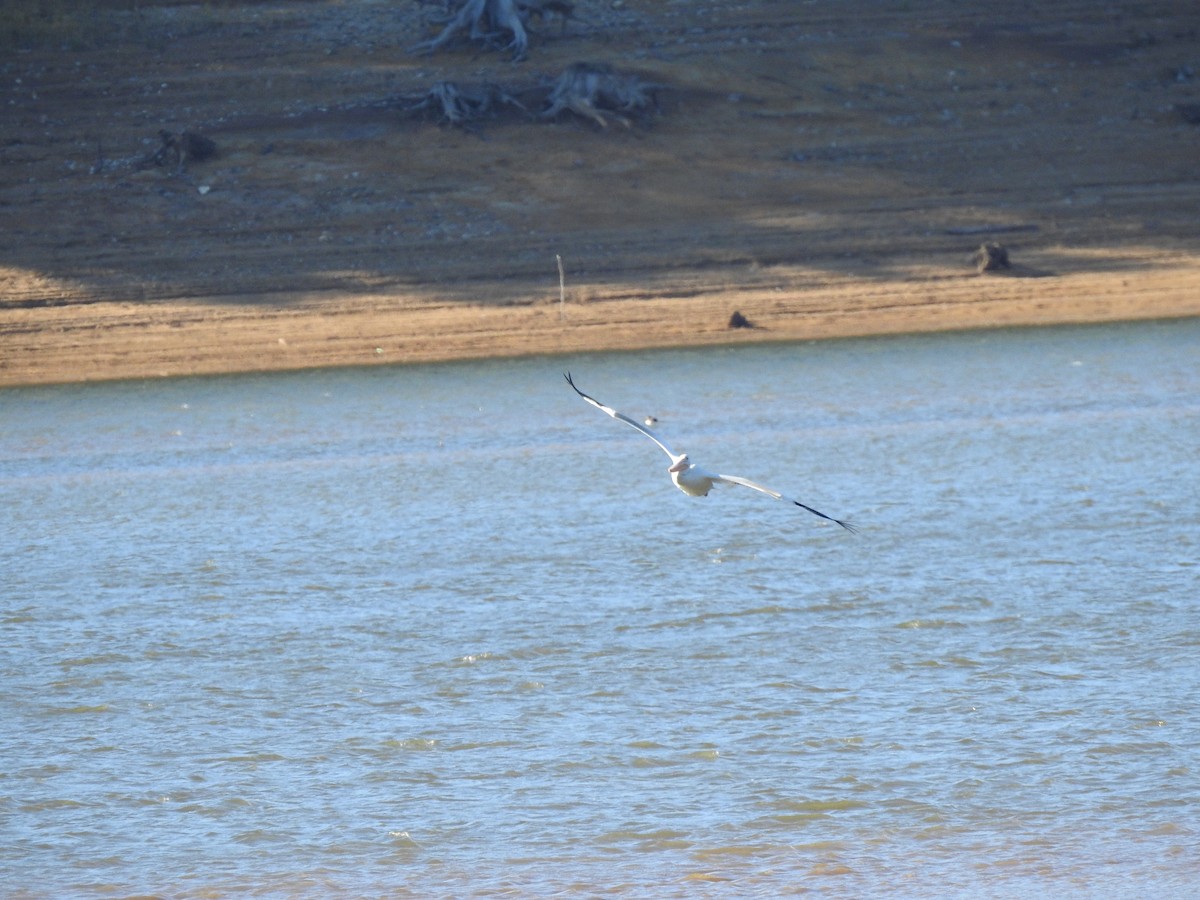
[3,0,1199,386]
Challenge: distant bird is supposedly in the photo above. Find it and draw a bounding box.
[643,415,659,427]
[564,372,856,532]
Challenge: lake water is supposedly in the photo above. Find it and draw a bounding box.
[2,320,1198,897]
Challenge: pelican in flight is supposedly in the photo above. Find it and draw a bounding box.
[565,372,856,532]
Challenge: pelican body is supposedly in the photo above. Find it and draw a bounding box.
[565,372,856,532]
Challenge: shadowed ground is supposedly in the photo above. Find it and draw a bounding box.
[2,0,1198,385]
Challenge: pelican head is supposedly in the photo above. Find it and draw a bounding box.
[668,454,690,473]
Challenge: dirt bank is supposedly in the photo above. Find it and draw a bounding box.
[2,1,1198,386]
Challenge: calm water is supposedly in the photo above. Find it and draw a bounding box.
[2,320,1198,897]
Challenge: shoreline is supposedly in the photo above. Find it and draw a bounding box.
[3,250,1198,387]
[5,2,1200,389]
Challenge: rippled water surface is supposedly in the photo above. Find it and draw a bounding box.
[2,320,1198,897]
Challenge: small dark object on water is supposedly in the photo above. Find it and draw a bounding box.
[728,310,754,329]
[152,130,217,172]
[973,242,1010,274]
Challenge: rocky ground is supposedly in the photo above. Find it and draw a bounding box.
[2,0,1199,385]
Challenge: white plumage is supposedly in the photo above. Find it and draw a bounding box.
[565,372,856,532]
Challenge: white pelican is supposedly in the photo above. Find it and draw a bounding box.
[565,372,856,532]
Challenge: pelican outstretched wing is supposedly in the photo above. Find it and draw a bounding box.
[564,372,678,460]
[714,474,858,533]
[566,372,856,532]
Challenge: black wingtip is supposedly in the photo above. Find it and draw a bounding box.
[792,499,859,534]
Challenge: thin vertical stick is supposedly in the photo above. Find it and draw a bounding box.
[556,254,566,320]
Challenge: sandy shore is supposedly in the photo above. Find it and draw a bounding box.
[3,1,1199,386]
[4,247,1198,386]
